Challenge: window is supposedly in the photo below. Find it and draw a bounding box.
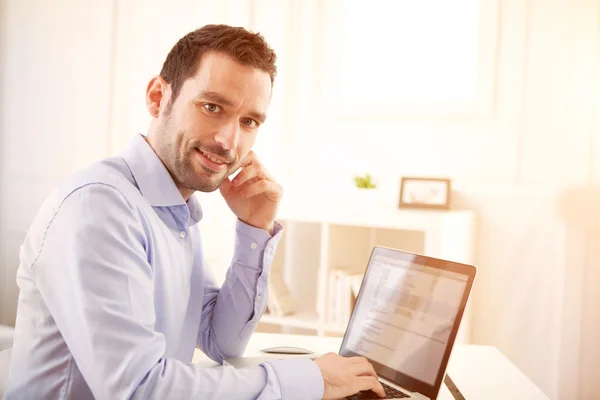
[320,0,499,117]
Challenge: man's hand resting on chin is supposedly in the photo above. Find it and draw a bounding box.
[219,151,282,235]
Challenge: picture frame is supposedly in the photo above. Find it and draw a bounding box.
[399,177,452,210]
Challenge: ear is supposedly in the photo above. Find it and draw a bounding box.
[145,76,169,118]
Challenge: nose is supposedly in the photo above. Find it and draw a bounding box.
[214,119,240,151]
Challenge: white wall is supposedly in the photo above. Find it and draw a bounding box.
[0,0,116,324]
[0,0,7,322]
[282,0,598,188]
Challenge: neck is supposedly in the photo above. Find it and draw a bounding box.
[145,131,194,202]
[176,185,195,202]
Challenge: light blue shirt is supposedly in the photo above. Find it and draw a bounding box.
[5,134,324,399]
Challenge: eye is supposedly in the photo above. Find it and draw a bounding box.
[203,103,221,113]
[241,118,258,128]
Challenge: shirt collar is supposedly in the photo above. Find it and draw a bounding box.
[121,134,203,225]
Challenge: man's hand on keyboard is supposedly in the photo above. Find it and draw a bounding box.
[313,353,386,399]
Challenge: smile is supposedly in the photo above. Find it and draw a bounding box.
[195,149,228,172]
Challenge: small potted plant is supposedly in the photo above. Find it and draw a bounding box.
[354,173,377,190]
[353,173,378,208]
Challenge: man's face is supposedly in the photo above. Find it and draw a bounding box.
[149,52,272,194]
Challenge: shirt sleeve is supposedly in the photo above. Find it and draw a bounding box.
[197,220,325,399]
[28,183,311,400]
[198,218,283,362]
[260,358,325,400]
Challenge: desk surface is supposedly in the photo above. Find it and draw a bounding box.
[193,332,549,400]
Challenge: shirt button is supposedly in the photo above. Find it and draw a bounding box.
[266,246,274,255]
[256,295,262,302]
[179,231,186,238]
[250,242,257,250]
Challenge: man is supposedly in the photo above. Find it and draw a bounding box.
[5,24,385,399]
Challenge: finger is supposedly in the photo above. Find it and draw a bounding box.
[231,163,260,187]
[237,150,258,169]
[357,376,385,398]
[241,179,283,200]
[218,176,233,196]
[352,362,378,378]
[231,162,274,187]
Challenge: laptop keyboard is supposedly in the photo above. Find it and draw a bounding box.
[346,381,411,399]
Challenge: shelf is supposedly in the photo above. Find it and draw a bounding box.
[260,313,320,330]
[278,198,475,232]
[263,201,476,342]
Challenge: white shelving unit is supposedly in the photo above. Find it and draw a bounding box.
[258,196,477,343]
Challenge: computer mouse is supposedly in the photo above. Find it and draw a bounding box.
[260,346,314,355]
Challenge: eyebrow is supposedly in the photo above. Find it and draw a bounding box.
[248,111,267,124]
[196,90,267,124]
[197,90,235,107]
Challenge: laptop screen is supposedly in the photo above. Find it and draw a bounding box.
[339,246,475,398]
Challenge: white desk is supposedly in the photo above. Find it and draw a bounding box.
[193,333,549,400]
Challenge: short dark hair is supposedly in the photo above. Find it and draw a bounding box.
[160,24,277,104]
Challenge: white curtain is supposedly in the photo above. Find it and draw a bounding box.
[453,186,597,399]
[557,187,600,399]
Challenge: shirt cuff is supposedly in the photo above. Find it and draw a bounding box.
[261,358,324,400]
[233,219,283,269]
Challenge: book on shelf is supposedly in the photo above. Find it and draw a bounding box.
[327,267,364,327]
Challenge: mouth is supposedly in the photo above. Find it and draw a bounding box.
[195,149,229,172]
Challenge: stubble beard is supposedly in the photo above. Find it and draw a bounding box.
[160,130,233,194]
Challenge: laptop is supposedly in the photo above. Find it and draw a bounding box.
[226,246,477,399]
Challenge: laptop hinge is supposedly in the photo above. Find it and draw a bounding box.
[444,374,466,400]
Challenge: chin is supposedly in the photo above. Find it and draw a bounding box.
[177,160,229,193]
[188,175,224,193]
[194,184,220,193]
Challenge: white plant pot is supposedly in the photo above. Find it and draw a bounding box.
[352,189,378,210]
